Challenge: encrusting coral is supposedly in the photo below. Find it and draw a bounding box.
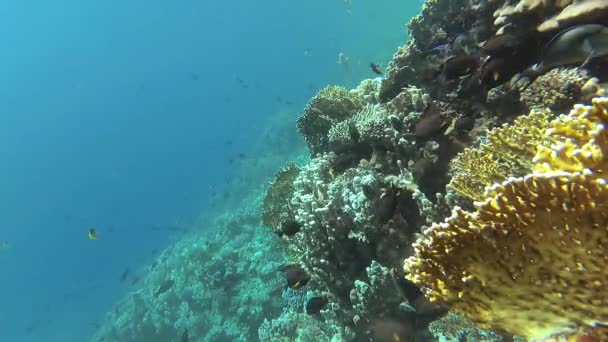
[404,98,608,340]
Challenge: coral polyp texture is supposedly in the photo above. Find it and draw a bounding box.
[534,97,608,176]
[404,98,608,340]
[406,172,608,340]
[447,109,549,200]
[296,86,364,155]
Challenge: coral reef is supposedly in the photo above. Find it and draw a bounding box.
[296,86,364,155]
[404,98,608,340]
[448,109,549,200]
[96,0,608,340]
[91,209,286,342]
[520,68,591,111]
[262,163,301,237]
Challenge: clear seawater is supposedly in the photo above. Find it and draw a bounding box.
[0,1,419,341]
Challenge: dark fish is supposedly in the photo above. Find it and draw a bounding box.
[514,24,608,88]
[278,263,310,289]
[306,296,328,314]
[370,63,384,75]
[414,102,444,138]
[238,153,246,159]
[442,55,478,79]
[390,268,423,303]
[190,73,200,81]
[181,328,189,342]
[277,220,301,237]
[88,228,98,240]
[119,268,130,282]
[454,116,475,132]
[154,279,175,297]
[481,33,522,57]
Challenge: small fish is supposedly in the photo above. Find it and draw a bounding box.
[276,220,301,237]
[88,228,98,240]
[370,62,384,75]
[181,328,189,342]
[0,240,11,251]
[154,279,175,297]
[278,263,311,289]
[306,296,328,314]
[425,43,450,55]
[119,268,130,282]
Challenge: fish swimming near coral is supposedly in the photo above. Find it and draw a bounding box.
[513,24,608,89]
[119,268,130,282]
[181,328,189,342]
[154,279,175,297]
[276,220,301,238]
[441,54,478,80]
[370,63,384,75]
[305,296,328,315]
[278,263,310,289]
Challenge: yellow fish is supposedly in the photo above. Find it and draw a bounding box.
[88,228,98,240]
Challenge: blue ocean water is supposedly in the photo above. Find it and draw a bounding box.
[0,1,418,341]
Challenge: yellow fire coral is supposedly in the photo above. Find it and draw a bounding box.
[448,110,550,200]
[405,172,608,340]
[405,97,608,340]
[535,97,608,176]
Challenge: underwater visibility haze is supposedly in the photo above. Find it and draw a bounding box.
[3,0,608,341]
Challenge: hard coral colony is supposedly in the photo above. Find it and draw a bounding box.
[261,0,608,340]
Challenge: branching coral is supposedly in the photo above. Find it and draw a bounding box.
[404,98,608,340]
[447,110,550,200]
[296,86,364,155]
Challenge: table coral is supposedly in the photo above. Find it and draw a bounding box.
[535,97,608,176]
[404,98,608,340]
[538,0,608,32]
[448,109,549,200]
